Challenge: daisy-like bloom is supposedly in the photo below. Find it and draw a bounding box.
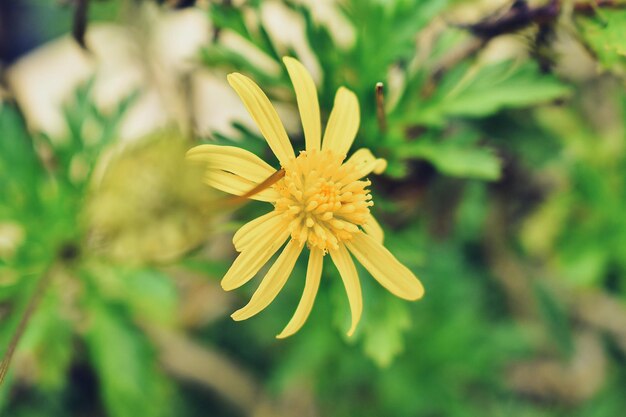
[187,57,424,338]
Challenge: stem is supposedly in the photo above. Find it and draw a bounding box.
[375,82,387,134]
[228,169,286,205]
[72,0,90,50]
[0,264,56,385]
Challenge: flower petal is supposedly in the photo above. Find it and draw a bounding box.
[344,148,387,180]
[362,213,384,244]
[203,170,279,202]
[322,87,360,157]
[231,240,303,321]
[276,248,324,339]
[186,144,276,183]
[329,244,362,336]
[227,73,295,166]
[283,57,321,151]
[221,228,290,291]
[346,232,424,301]
[233,211,282,252]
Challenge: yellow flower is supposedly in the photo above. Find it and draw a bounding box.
[187,57,424,338]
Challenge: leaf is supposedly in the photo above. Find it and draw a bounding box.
[533,282,574,358]
[578,9,626,74]
[0,371,12,411]
[18,289,73,389]
[415,60,571,126]
[209,2,250,39]
[361,297,411,368]
[346,0,449,79]
[85,300,172,417]
[455,181,488,241]
[200,45,281,88]
[0,106,43,211]
[87,265,178,326]
[401,131,502,180]
[121,269,179,325]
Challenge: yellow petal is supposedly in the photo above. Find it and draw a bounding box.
[362,213,384,244]
[283,57,321,151]
[346,232,424,300]
[344,148,387,180]
[231,239,303,321]
[233,211,282,252]
[277,248,324,338]
[186,144,276,183]
[322,87,360,157]
[329,244,362,337]
[221,228,290,291]
[227,73,295,166]
[203,170,279,202]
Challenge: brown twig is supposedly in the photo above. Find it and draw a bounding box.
[228,168,285,205]
[147,327,260,412]
[375,82,387,134]
[465,0,561,40]
[574,0,626,15]
[574,291,626,353]
[464,0,626,40]
[507,330,607,404]
[72,0,90,51]
[146,327,318,417]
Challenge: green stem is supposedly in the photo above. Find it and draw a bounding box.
[0,264,56,386]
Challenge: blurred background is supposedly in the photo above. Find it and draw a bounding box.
[1,0,626,416]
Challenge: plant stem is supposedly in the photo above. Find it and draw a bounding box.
[0,264,56,385]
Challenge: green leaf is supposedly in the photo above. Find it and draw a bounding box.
[346,0,449,83]
[400,131,502,180]
[0,371,13,411]
[533,282,574,358]
[121,269,179,326]
[85,300,172,417]
[361,297,411,368]
[0,105,43,210]
[87,265,178,326]
[455,181,488,241]
[200,44,281,88]
[578,9,626,74]
[415,60,571,126]
[19,289,73,389]
[209,2,250,39]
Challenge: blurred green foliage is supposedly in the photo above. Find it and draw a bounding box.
[578,9,626,74]
[3,0,626,417]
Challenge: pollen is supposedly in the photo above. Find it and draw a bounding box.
[274,149,374,252]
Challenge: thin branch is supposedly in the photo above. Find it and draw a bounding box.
[465,0,560,40]
[146,325,320,417]
[375,82,387,134]
[463,0,626,40]
[229,168,285,205]
[0,264,56,385]
[0,239,79,386]
[574,0,626,15]
[148,327,259,411]
[72,0,90,51]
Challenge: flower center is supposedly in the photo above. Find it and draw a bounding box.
[274,149,373,252]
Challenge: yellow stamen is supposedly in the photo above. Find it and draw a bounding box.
[273,149,373,252]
